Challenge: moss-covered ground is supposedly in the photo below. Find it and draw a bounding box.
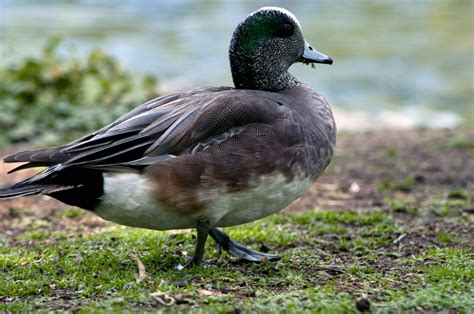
[0,129,473,312]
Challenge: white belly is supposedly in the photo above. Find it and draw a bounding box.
[214,175,311,227]
[95,173,311,230]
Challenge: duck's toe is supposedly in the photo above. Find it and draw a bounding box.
[209,228,281,263]
[227,240,281,262]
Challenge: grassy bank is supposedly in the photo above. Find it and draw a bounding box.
[0,129,472,312]
[0,38,158,147]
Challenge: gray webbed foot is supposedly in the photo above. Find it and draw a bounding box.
[209,228,281,262]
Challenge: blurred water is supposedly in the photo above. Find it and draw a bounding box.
[1,0,473,129]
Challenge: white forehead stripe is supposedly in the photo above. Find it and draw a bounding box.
[258,6,301,27]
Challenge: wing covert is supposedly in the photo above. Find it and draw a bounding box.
[4,86,287,171]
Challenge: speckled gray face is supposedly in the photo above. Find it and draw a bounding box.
[229,7,333,91]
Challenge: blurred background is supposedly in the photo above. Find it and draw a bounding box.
[0,0,472,146]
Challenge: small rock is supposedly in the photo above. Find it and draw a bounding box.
[414,174,425,183]
[372,199,384,207]
[259,244,270,253]
[398,185,412,193]
[174,279,187,288]
[349,182,361,193]
[356,298,371,312]
[462,207,474,214]
[226,308,242,314]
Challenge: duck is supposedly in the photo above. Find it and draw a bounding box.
[0,7,335,266]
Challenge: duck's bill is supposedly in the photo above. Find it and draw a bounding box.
[300,41,333,65]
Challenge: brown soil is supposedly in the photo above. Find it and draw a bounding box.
[1,128,472,312]
[287,128,473,213]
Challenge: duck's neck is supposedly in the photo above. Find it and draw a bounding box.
[231,61,299,91]
[229,41,300,92]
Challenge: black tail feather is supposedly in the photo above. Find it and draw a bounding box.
[7,162,52,174]
[3,146,68,163]
[0,167,104,210]
[0,184,75,199]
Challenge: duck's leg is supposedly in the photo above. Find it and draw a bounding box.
[187,220,210,267]
[209,228,281,262]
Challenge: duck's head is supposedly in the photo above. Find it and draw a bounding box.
[230,7,332,92]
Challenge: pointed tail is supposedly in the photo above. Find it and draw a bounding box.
[0,165,69,199]
[0,183,75,199]
[0,166,104,210]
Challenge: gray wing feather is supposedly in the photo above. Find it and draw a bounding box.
[3,86,285,171]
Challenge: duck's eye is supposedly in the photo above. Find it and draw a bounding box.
[275,23,294,38]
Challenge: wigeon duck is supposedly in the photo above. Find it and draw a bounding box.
[0,7,335,266]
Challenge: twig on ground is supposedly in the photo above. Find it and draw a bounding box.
[315,265,345,273]
[393,233,407,245]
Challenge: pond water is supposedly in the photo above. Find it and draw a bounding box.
[1,0,472,129]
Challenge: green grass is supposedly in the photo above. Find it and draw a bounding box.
[1,208,472,312]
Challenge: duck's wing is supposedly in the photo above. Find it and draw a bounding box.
[4,86,287,172]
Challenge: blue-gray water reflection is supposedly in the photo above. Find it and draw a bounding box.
[1,0,472,129]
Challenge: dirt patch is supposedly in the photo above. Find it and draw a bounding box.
[286,128,473,213]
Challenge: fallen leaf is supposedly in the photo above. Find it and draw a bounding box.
[151,291,176,306]
[198,289,225,297]
[133,254,147,283]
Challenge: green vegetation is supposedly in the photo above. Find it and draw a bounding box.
[1,205,472,312]
[0,38,159,146]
